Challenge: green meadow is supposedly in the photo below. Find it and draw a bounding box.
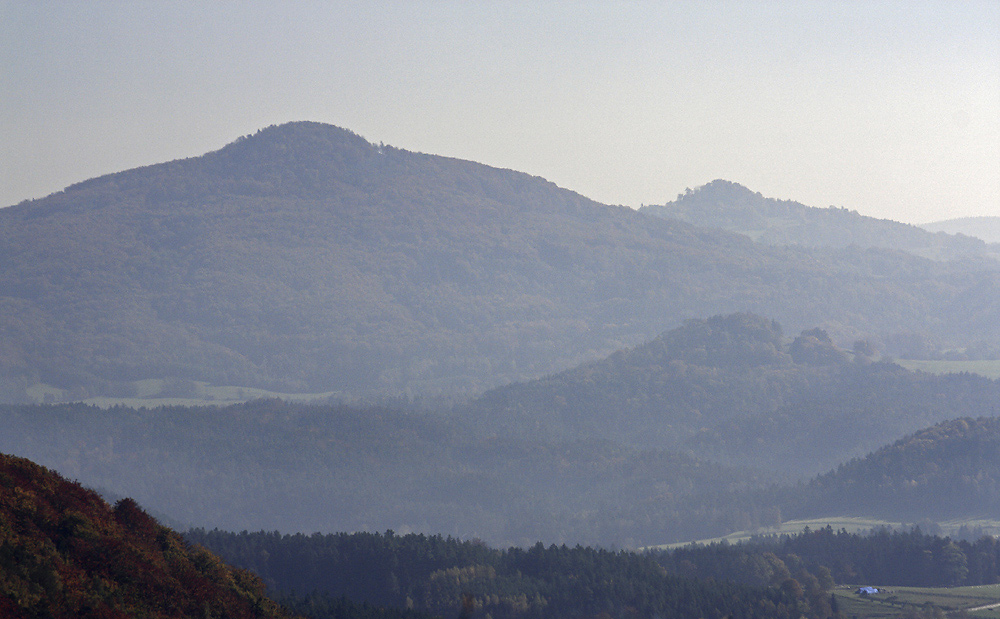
[832,584,1000,618]
[26,379,340,408]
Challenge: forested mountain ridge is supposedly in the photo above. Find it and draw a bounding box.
[465,313,1000,475]
[640,179,1000,262]
[2,122,998,402]
[191,524,1000,618]
[0,452,293,618]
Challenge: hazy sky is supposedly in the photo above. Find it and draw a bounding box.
[2,1,998,224]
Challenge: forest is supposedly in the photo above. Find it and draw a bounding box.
[460,313,1000,475]
[188,524,1000,619]
[655,526,999,588]
[187,527,811,619]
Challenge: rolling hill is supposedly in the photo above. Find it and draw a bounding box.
[922,216,1000,244]
[464,313,1000,476]
[2,122,999,402]
[4,316,998,547]
[601,414,1000,546]
[640,179,1000,262]
[785,416,1000,522]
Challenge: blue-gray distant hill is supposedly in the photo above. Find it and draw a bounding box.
[783,416,1000,524]
[640,179,1000,262]
[465,313,1000,476]
[922,216,1000,244]
[1,123,998,401]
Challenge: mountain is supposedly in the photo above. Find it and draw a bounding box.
[0,452,291,618]
[922,216,1000,244]
[2,123,998,402]
[640,179,1000,262]
[464,313,1000,475]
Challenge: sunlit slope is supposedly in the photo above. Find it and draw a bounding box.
[0,452,291,618]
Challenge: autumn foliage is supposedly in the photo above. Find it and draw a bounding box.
[0,452,292,618]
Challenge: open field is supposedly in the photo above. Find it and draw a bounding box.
[26,380,340,408]
[832,584,1000,618]
[651,517,1000,550]
[651,517,909,549]
[896,359,1000,379]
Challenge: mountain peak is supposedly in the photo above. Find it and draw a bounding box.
[641,179,995,262]
[682,179,757,201]
[215,121,376,158]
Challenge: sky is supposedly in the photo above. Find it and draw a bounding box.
[1,1,998,225]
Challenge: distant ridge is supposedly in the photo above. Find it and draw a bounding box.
[1,123,998,401]
[640,179,999,262]
[922,216,1000,244]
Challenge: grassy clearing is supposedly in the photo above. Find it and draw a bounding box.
[651,517,1000,550]
[82,383,341,408]
[896,359,1000,379]
[21,379,342,408]
[832,584,1000,618]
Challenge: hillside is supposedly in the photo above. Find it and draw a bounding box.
[640,179,1000,262]
[0,399,772,547]
[922,216,1000,244]
[0,452,291,618]
[786,417,1000,522]
[2,122,999,402]
[465,313,1000,475]
[601,415,1000,546]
